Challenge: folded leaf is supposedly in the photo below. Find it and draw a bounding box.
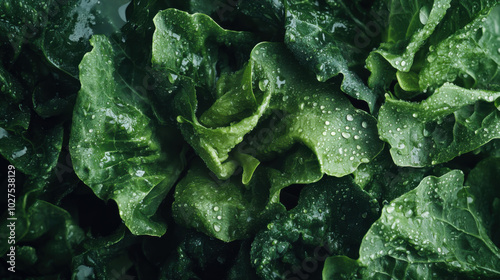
[378,83,500,167]
[37,0,130,77]
[251,176,378,280]
[419,4,500,91]
[323,170,500,279]
[152,8,255,90]
[70,35,185,236]
[369,0,452,72]
[284,0,380,111]
[172,160,285,242]
[172,41,384,181]
[353,147,431,202]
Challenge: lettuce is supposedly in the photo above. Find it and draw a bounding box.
[1,0,499,279]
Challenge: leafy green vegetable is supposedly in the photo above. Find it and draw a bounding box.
[419,4,500,91]
[1,199,85,276]
[172,160,284,242]
[368,0,452,72]
[169,40,384,181]
[1,0,499,279]
[323,170,500,279]
[159,228,241,280]
[284,0,381,111]
[251,176,378,280]
[70,35,185,236]
[378,83,500,167]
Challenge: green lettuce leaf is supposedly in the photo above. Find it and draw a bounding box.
[172,160,285,242]
[284,0,380,111]
[0,0,55,57]
[0,63,63,178]
[251,176,378,280]
[159,228,241,280]
[465,157,500,246]
[71,226,134,280]
[323,170,500,279]
[1,200,85,276]
[368,0,452,72]
[367,0,498,94]
[419,4,500,92]
[70,35,185,236]
[378,83,500,167]
[152,8,255,90]
[353,147,432,202]
[171,41,384,181]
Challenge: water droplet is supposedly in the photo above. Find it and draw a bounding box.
[342,132,351,139]
[325,121,330,125]
[361,121,368,128]
[258,79,269,91]
[404,210,413,217]
[419,5,430,25]
[213,224,221,232]
[213,206,219,211]
[276,76,286,89]
[423,128,430,136]
[346,114,353,121]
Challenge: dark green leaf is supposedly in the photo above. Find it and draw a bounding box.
[172,160,284,242]
[378,83,500,167]
[323,170,500,279]
[284,0,380,111]
[251,176,378,280]
[70,35,185,236]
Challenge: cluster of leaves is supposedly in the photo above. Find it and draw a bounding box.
[1,0,499,279]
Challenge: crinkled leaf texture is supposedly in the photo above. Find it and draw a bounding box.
[152,8,255,90]
[152,8,256,180]
[0,199,85,275]
[367,0,499,95]
[419,4,500,91]
[378,83,500,167]
[163,42,384,181]
[323,170,500,279]
[251,176,379,280]
[0,63,63,178]
[353,147,431,202]
[368,0,453,72]
[172,160,285,242]
[284,0,379,111]
[70,35,184,236]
